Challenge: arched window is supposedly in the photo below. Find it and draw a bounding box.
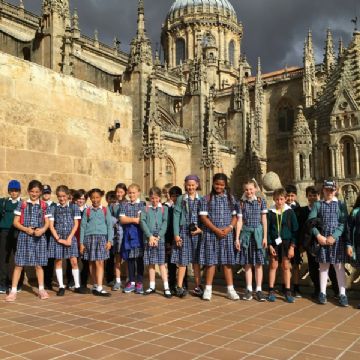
[299,154,304,180]
[341,136,355,178]
[277,99,294,132]
[23,47,31,61]
[176,38,185,65]
[228,40,235,66]
[309,154,313,178]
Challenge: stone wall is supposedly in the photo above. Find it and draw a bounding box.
[0,51,133,196]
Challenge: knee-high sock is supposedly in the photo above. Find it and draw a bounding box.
[319,263,330,294]
[333,263,346,296]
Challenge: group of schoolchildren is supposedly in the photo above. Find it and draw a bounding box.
[0,174,359,309]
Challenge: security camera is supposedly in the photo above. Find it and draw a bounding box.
[114,120,121,129]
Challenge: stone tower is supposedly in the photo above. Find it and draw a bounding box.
[303,29,316,107]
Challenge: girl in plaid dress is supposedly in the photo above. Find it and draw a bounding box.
[80,189,113,297]
[49,186,88,296]
[141,187,171,298]
[308,180,348,307]
[199,173,239,301]
[120,184,145,294]
[235,180,268,302]
[6,180,51,302]
[172,175,203,298]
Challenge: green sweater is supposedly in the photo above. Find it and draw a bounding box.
[80,207,114,244]
[0,198,20,230]
[140,205,168,242]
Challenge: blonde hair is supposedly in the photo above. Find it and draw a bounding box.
[128,183,141,192]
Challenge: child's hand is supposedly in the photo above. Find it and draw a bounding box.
[191,226,202,236]
[262,238,267,249]
[106,241,112,251]
[149,236,157,247]
[34,228,45,237]
[347,247,353,258]
[215,228,225,239]
[317,235,327,246]
[326,236,335,246]
[64,237,72,246]
[174,235,182,247]
[133,217,140,225]
[235,239,240,251]
[80,244,85,254]
[25,227,35,236]
[288,246,295,259]
[269,245,277,257]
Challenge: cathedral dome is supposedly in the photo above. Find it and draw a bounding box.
[167,0,237,21]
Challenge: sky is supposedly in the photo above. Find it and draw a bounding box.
[7,0,359,73]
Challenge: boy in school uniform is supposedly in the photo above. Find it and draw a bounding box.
[285,185,302,298]
[0,180,24,293]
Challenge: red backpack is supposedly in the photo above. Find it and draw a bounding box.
[19,200,47,225]
[85,207,107,221]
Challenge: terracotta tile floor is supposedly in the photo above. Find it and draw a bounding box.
[0,285,359,360]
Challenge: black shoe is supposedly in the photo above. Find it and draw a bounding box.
[164,289,172,298]
[175,286,187,298]
[93,289,111,297]
[57,287,65,296]
[144,288,156,295]
[45,284,53,291]
[66,280,75,290]
[74,287,90,294]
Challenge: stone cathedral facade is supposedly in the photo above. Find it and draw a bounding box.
[0,0,359,206]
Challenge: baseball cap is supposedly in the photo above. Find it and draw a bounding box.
[323,180,336,190]
[8,180,21,191]
[43,185,52,194]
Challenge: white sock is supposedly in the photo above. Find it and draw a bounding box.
[116,277,121,284]
[11,287,17,293]
[205,285,212,292]
[97,285,103,292]
[131,281,135,286]
[56,268,64,288]
[72,269,80,288]
[247,285,253,292]
[38,285,44,291]
[256,286,262,292]
[334,263,346,296]
[319,263,330,294]
[163,281,169,290]
[227,285,234,292]
[150,281,156,289]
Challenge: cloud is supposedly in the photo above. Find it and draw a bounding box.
[5,0,358,72]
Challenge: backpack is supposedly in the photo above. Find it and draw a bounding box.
[19,200,47,225]
[86,207,107,221]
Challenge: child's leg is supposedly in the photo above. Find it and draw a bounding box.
[95,260,104,289]
[127,258,135,283]
[268,256,278,289]
[223,265,234,287]
[282,258,291,290]
[244,264,253,291]
[177,265,186,288]
[55,259,64,289]
[89,261,96,286]
[70,257,81,288]
[159,264,169,289]
[35,265,45,288]
[193,263,201,288]
[148,264,156,289]
[10,265,23,291]
[205,265,215,285]
[114,254,121,283]
[255,264,263,291]
[333,263,346,296]
[319,263,330,294]
[136,257,144,283]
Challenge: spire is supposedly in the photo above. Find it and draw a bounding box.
[256,57,262,85]
[324,28,335,75]
[19,0,24,9]
[72,7,80,38]
[254,57,264,155]
[338,38,344,60]
[137,0,145,36]
[303,29,316,107]
[18,0,24,17]
[94,29,99,48]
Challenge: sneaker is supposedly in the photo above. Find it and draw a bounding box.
[175,286,187,298]
[293,287,302,298]
[123,282,135,293]
[227,288,240,301]
[285,291,295,303]
[163,289,172,298]
[267,291,276,302]
[256,291,266,302]
[74,287,90,294]
[192,286,204,297]
[339,295,349,307]
[94,289,111,297]
[57,287,65,297]
[242,290,253,301]
[5,291,17,302]
[135,282,144,294]
[144,288,156,295]
[112,282,122,291]
[202,288,212,301]
[318,292,327,305]
[38,290,50,300]
[17,286,23,293]
[0,287,6,294]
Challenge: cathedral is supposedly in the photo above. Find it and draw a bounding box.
[0,0,359,206]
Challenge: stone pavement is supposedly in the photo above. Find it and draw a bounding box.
[0,285,359,360]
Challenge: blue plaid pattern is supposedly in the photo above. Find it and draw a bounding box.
[199,194,236,265]
[14,201,51,266]
[48,204,80,259]
[316,201,345,264]
[240,198,267,227]
[237,236,265,265]
[144,243,166,265]
[82,235,109,261]
[171,197,201,265]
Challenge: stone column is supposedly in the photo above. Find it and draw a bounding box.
[339,144,344,178]
[294,153,300,181]
[330,145,336,177]
[304,153,311,179]
[186,26,191,61]
[355,144,360,177]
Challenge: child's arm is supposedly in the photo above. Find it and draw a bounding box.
[159,207,168,238]
[173,196,182,241]
[261,213,268,248]
[235,216,243,251]
[140,210,152,239]
[330,202,348,243]
[79,211,87,254]
[106,208,114,248]
[308,202,326,245]
[34,216,49,237]
[13,215,34,235]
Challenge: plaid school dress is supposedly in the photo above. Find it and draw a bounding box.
[110,203,123,255]
[120,200,144,259]
[48,203,81,259]
[171,194,202,266]
[316,201,346,264]
[199,193,237,266]
[14,200,51,266]
[143,207,166,265]
[237,197,267,266]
